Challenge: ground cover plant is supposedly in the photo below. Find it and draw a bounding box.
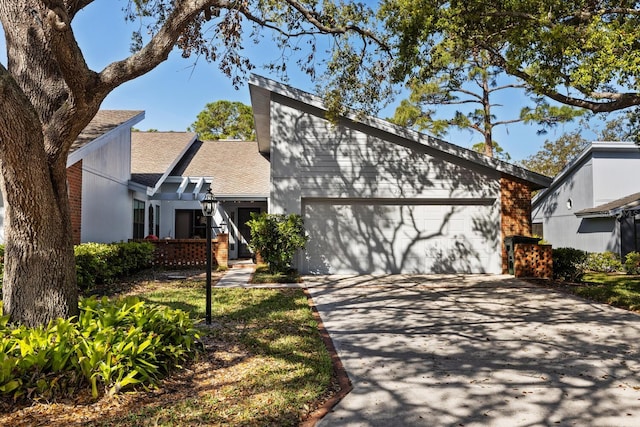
[0,271,334,426]
[0,296,199,402]
[251,264,303,284]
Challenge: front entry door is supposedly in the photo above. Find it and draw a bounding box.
[237,207,261,258]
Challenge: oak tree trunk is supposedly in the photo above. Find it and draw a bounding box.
[0,130,78,327]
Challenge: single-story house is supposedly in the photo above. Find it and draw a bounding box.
[0,111,270,263]
[129,134,270,260]
[248,75,552,274]
[532,141,640,258]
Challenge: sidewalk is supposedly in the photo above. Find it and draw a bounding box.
[215,266,256,287]
[215,264,304,288]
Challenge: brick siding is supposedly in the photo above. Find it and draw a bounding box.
[500,175,532,274]
[67,161,83,245]
[144,234,229,268]
[514,243,553,279]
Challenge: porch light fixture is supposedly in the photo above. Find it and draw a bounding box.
[199,187,218,325]
[200,187,218,217]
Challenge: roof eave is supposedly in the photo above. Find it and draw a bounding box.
[67,111,145,166]
[248,74,551,189]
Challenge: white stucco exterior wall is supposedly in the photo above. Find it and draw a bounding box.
[80,126,134,243]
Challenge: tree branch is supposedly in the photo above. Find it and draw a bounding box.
[483,46,640,113]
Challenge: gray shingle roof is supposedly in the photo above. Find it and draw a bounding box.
[575,191,640,217]
[71,110,144,154]
[131,132,197,187]
[172,140,270,196]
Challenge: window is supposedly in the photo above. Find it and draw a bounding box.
[155,205,160,237]
[133,199,145,239]
[175,209,207,239]
[148,205,154,236]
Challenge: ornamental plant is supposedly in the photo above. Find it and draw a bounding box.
[0,296,199,401]
[247,213,308,274]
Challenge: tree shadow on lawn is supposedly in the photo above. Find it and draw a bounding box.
[0,285,333,427]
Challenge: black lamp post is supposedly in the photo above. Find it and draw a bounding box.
[200,187,218,325]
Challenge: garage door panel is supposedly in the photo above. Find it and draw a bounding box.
[302,201,500,274]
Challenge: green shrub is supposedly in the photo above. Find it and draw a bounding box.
[247,213,308,274]
[0,296,199,401]
[585,251,623,273]
[74,242,155,290]
[553,247,588,282]
[624,251,640,275]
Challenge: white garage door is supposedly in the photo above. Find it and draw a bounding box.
[302,200,501,274]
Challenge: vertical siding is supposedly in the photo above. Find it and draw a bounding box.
[81,127,133,243]
[592,150,640,205]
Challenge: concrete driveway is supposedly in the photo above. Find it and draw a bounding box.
[305,274,640,426]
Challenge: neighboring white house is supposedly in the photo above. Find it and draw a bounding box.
[0,110,145,245]
[532,141,640,257]
[249,75,552,274]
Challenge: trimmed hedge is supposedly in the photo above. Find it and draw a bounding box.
[0,242,154,291]
[625,251,640,275]
[585,251,623,273]
[75,242,154,289]
[0,296,199,401]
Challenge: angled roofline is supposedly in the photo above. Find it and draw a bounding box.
[145,133,199,197]
[67,111,145,167]
[532,141,640,209]
[575,191,640,218]
[248,74,552,189]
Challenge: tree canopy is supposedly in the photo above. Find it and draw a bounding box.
[189,101,256,140]
[389,52,582,157]
[520,113,636,176]
[379,0,640,113]
[0,0,386,326]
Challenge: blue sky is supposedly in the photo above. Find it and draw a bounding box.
[0,1,601,162]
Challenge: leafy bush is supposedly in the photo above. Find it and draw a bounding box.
[585,251,623,273]
[74,242,154,289]
[624,251,640,275]
[0,296,199,401]
[247,213,309,274]
[553,247,588,282]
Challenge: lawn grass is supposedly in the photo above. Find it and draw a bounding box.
[112,284,332,426]
[573,272,640,312]
[0,277,333,427]
[250,264,303,284]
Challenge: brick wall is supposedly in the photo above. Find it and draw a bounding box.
[67,160,83,245]
[145,234,229,268]
[514,243,553,279]
[500,175,532,273]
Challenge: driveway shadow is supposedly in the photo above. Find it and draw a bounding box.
[306,274,640,426]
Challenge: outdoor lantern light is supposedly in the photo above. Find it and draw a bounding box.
[200,187,218,217]
[199,187,218,325]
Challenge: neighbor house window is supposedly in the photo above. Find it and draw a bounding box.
[133,199,145,239]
